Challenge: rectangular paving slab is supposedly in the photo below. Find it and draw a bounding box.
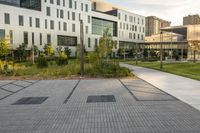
[0,89,11,99]
[12,81,32,87]
[121,79,176,101]
[1,84,23,92]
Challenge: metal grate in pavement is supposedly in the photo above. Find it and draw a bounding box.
[12,97,48,105]
[87,95,116,103]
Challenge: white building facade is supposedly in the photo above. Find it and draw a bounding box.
[0,0,145,57]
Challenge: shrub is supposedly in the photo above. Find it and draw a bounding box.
[37,54,48,68]
[57,52,68,66]
[86,62,132,78]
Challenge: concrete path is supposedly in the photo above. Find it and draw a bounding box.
[120,62,200,111]
[1,79,200,132]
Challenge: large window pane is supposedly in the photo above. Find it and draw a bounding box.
[92,17,117,37]
[57,35,77,46]
[0,29,5,40]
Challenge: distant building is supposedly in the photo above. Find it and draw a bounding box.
[183,14,200,25]
[142,25,200,61]
[145,32,184,42]
[145,16,171,36]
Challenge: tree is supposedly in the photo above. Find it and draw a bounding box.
[44,43,54,57]
[16,43,28,61]
[117,48,124,58]
[32,45,39,56]
[188,40,200,63]
[0,38,10,59]
[64,47,71,58]
[143,49,148,59]
[128,48,136,58]
[97,28,116,61]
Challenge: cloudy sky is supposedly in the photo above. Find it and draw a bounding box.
[105,0,200,25]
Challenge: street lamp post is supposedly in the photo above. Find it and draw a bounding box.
[32,45,35,64]
[135,43,138,65]
[160,31,163,69]
[80,19,84,78]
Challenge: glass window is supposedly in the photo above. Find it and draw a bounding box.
[46,7,51,16]
[20,0,41,11]
[4,13,10,24]
[72,12,75,20]
[50,20,54,29]
[57,35,77,46]
[45,19,47,29]
[95,38,98,48]
[29,17,32,27]
[24,32,28,44]
[9,30,13,44]
[32,32,34,45]
[72,24,75,32]
[88,16,90,23]
[63,22,67,31]
[92,17,117,37]
[35,18,40,28]
[58,21,61,30]
[85,4,88,12]
[69,0,72,8]
[88,38,91,48]
[60,10,64,18]
[19,15,24,26]
[50,0,54,4]
[85,26,88,34]
[57,0,60,5]
[81,3,83,11]
[40,33,42,45]
[0,29,5,40]
[47,34,51,44]
[74,1,77,9]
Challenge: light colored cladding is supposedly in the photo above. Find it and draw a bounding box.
[117,9,145,43]
[0,0,91,49]
[0,0,145,55]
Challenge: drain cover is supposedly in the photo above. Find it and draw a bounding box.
[13,97,48,105]
[87,95,116,103]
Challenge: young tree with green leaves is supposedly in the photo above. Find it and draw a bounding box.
[44,43,54,57]
[0,38,10,59]
[16,43,28,61]
[97,28,116,61]
[64,47,71,58]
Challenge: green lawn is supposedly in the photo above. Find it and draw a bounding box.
[127,61,200,81]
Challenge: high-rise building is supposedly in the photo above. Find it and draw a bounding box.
[145,16,171,36]
[0,0,145,56]
[183,14,200,25]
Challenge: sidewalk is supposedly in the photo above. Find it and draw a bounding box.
[120,62,200,111]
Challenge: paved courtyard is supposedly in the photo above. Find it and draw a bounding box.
[0,79,200,133]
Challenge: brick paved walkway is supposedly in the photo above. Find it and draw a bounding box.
[0,79,200,133]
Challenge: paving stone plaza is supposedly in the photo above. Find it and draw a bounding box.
[0,79,200,133]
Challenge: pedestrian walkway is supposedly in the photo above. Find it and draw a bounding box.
[1,79,200,132]
[120,62,200,111]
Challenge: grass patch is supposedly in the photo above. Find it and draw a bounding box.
[127,61,200,81]
[0,59,133,79]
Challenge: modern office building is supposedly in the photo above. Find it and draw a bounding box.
[143,25,200,61]
[0,0,145,57]
[145,16,171,37]
[183,14,200,25]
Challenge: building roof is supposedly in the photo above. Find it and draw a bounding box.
[161,26,187,36]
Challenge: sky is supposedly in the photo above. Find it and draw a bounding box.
[105,0,200,26]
